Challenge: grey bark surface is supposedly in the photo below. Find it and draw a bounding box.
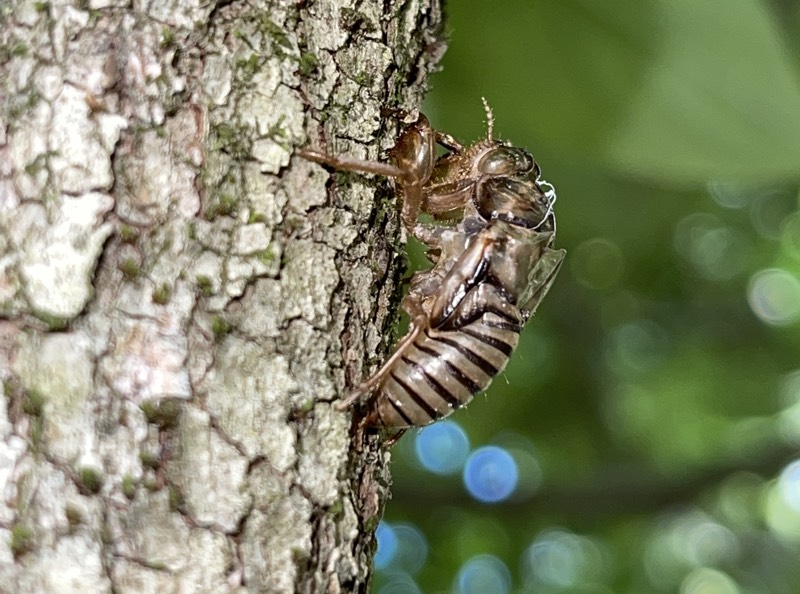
[0,1,443,592]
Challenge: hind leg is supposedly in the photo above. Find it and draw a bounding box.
[335,288,432,412]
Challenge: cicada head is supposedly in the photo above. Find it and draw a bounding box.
[476,146,534,176]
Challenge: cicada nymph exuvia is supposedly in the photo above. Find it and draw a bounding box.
[300,101,565,429]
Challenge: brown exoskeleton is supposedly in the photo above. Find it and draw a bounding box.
[300,101,565,429]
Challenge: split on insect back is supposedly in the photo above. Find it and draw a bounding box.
[299,100,565,434]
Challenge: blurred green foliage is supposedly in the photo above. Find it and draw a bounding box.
[375,0,800,592]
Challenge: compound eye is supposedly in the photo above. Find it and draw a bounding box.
[478,147,534,175]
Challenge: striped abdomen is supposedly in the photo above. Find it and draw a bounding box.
[372,305,523,428]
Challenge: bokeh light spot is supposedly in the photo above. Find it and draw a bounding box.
[605,319,668,375]
[674,213,747,280]
[377,571,422,594]
[463,446,518,503]
[707,181,751,209]
[522,528,608,589]
[717,472,765,529]
[670,513,739,567]
[414,420,470,475]
[390,523,429,574]
[778,370,800,442]
[749,187,797,240]
[644,511,739,589]
[455,554,511,594]
[764,480,800,541]
[375,521,398,570]
[492,432,543,500]
[779,370,800,408]
[747,268,800,326]
[570,237,624,290]
[777,459,800,512]
[680,567,740,594]
[781,212,800,260]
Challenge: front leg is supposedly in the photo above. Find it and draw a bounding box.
[300,146,441,248]
[435,130,465,153]
[299,146,434,243]
[297,148,406,180]
[300,115,440,235]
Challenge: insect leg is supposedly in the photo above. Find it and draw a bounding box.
[429,232,496,327]
[421,180,473,219]
[436,283,522,332]
[408,222,446,248]
[434,131,465,153]
[336,311,428,411]
[336,277,437,412]
[299,146,433,241]
[297,148,407,179]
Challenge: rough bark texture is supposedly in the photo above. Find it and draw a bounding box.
[0,1,443,592]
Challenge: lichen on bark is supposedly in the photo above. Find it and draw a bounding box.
[0,0,444,592]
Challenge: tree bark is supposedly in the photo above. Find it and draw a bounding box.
[0,1,443,592]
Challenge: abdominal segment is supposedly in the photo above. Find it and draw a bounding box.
[373,300,522,428]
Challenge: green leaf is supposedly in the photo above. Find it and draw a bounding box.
[433,0,800,186]
[607,0,800,183]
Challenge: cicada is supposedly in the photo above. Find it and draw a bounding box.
[301,102,565,429]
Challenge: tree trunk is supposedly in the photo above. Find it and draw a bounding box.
[0,1,443,592]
